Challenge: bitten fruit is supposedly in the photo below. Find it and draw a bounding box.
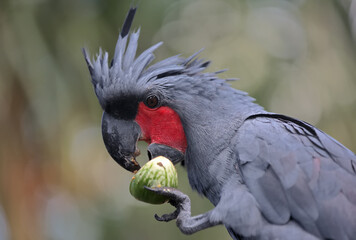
[129,156,178,204]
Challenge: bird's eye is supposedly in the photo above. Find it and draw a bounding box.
[146,95,159,109]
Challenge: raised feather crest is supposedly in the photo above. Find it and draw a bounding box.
[83,7,213,110]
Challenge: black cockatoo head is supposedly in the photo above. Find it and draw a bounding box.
[83,8,261,172]
[83,8,189,172]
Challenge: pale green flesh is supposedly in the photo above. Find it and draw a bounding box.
[129,156,178,204]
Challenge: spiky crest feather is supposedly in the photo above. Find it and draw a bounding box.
[82,7,225,111]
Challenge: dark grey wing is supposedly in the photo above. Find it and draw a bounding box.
[235,114,356,239]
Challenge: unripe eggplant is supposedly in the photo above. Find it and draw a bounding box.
[129,156,178,204]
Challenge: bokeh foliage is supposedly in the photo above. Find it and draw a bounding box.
[1,0,356,239]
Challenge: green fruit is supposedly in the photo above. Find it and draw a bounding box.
[129,156,178,204]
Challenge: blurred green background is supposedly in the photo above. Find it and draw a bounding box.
[1,0,356,239]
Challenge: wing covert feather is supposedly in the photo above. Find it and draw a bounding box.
[236,115,356,239]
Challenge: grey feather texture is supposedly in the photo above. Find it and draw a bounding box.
[83,7,356,240]
[234,115,356,239]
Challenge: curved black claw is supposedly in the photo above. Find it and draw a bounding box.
[154,210,179,222]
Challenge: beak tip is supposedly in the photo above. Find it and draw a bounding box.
[121,156,141,172]
[130,157,141,171]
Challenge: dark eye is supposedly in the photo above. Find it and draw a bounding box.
[146,95,159,108]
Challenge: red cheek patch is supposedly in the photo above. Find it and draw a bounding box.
[135,102,187,153]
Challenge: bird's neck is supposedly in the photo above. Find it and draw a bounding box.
[173,90,264,203]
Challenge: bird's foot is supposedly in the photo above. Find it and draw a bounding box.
[144,186,220,235]
[144,186,190,222]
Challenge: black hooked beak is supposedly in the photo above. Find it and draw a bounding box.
[101,112,141,172]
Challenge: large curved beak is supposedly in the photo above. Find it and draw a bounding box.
[101,112,141,172]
